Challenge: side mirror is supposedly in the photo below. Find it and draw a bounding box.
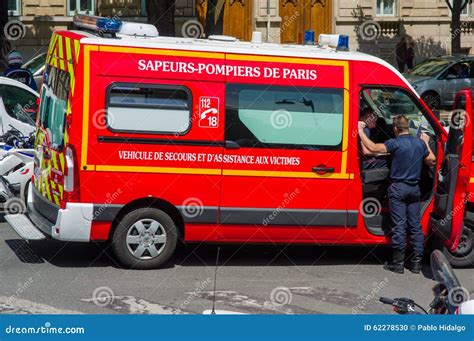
[446,74,457,80]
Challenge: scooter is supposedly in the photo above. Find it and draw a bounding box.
[380,249,474,314]
[0,126,35,213]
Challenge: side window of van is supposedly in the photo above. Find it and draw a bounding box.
[225,84,344,150]
[106,85,191,135]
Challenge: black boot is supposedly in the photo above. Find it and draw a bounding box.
[384,249,405,274]
[409,255,423,274]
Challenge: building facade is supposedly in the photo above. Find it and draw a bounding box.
[335,0,474,66]
[6,0,474,66]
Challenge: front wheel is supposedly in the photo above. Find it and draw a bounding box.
[443,225,474,268]
[111,208,178,269]
[421,91,440,110]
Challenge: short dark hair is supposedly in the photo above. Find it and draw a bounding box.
[393,114,409,132]
[360,107,375,120]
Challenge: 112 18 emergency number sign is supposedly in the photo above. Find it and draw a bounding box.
[198,96,219,128]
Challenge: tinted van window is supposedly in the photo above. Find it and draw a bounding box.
[225,84,344,149]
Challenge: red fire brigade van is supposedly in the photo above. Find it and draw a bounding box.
[5,15,473,269]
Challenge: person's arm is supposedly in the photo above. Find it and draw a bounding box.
[361,143,373,156]
[359,126,374,156]
[358,122,387,154]
[421,132,436,166]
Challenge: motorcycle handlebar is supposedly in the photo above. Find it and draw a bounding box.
[379,297,395,305]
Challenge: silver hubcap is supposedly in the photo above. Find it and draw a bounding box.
[126,219,167,260]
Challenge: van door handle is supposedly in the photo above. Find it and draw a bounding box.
[312,165,335,174]
[225,140,240,150]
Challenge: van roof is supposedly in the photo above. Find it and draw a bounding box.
[64,30,415,93]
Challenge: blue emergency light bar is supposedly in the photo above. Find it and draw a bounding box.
[336,35,349,51]
[304,30,315,45]
[317,34,349,51]
[73,14,122,34]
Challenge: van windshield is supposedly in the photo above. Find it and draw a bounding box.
[39,65,70,151]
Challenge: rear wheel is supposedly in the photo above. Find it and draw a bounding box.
[111,207,178,269]
[443,211,474,268]
[443,225,474,268]
[421,91,440,110]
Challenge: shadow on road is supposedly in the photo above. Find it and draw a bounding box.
[4,235,396,269]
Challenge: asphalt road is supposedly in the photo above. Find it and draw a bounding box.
[1,219,473,315]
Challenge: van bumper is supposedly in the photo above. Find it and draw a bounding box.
[6,185,94,242]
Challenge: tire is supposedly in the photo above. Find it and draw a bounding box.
[421,91,441,110]
[111,207,178,269]
[443,224,474,268]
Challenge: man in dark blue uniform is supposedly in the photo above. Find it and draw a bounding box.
[358,115,436,274]
[3,51,37,91]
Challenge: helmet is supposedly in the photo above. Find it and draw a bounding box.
[455,300,474,314]
[7,50,23,65]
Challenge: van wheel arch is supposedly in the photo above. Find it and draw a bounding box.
[109,197,185,242]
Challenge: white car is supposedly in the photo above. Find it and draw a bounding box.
[0,76,38,137]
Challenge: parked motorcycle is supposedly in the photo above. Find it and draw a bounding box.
[380,249,473,314]
[0,126,35,213]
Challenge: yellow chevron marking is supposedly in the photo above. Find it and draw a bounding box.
[51,152,59,171]
[57,36,65,71]
[59,153,65,173]
[74,40,80,63]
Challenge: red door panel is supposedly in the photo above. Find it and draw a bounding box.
[430,89,472,251]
